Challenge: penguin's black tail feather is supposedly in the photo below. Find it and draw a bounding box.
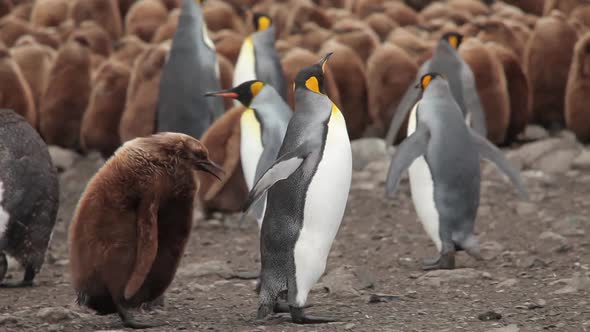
[76,291,117,315]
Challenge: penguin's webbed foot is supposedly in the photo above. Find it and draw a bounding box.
[421,252,455,270]
[289,306,337,324]
[116,303,164,329]
[256,302,274,321]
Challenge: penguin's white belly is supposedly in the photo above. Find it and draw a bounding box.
[233,38,256,106]
[293,107,351,306]
[406,103,442,251]
[240,109,264,190]
[0,181,8,239]
[465,111,472,128]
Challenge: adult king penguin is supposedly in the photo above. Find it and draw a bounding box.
[233,13,288,105]
[385,32,487,146]
[385,73,528,270]
[156,0,223,139]
[242,52,352,324]
[205,80,292,228]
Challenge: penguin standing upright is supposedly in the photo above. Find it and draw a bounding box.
[233,13,288,104]
[156,0,223,139]
[243,53,352,324]
[206,80,292,228]
[385,32,487,145]
[385,73,528,270]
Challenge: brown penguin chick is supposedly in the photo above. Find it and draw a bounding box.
[198,106,248,213]
[10,36,56,113]
[216,53,235,111]
[565,31,590,142]
[151,8,179,43]
[570,5,590,31]
[280,47,341,111]
[524,11,578,129]
[353,0,384,18]
[383,2,420,27]
[387,28,435,66]
[71,20,113,57]
[476,17,524,61]
[318,0,347,8]
[119,44,168,143]
[325,7,351,22]
[125,0,169,43]
[203,0,245,33]
[111,35,148,68]
[498,0,544,16]
[0,42,37,129]
[459,38,510,145]
[447,0,490,16]
[0,15,34,47]
[366,43,418,141]
[80,60,131,158]
[39,36,91,149]
[118,0,137,19]
[0,0,11,18]
[318,40,369,140]
[283,0,332,38]
[503,19,533,48]
[11,2,33,21]
[332,18,380,64]
[299,22,335,53]
[30,0,69,28]
[365,13,398,42]
[55,19,76,43]
[69,0,123,41]
[404,0,436,11]
[159,0,181,11]
[210,29,243,65]
[69,132,223,329]
[544,0,586,16]
[486,41,531,144]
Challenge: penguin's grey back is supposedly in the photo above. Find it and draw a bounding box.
[0,109,58,264]
[156,0,222,139]
[252,26,288,101]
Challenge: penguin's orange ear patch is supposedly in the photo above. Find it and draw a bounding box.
[257,16,271,31]
[305,76,320,93]
[447,35,459,49]
[421,74,433,90]
[250,81,264,97]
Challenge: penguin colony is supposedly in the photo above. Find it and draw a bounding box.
[0,0,586,329]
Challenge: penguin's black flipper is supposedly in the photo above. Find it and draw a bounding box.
[385,124,430,198]
[461,66,487,137]
[469,128,529,199]
[384,82,421,146]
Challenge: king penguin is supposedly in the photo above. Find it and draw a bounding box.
[385,32,487,146]
[156,0,223,139]
[385,73,528,270]
[242,52,352,324]
[233,13,288,105]
[205,80,292,228]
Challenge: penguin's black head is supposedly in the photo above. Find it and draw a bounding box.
[253,13,272,32]
[204,80,265,107]
[294,52,333,94]
[441,31,463,49]
[416,72,446,90]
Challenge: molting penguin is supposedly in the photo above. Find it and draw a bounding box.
[233,13,288,104]
[206,80,292,228]
[156,0,223,139]
[243,52,352,324]
[0,109,59,287]
[69,132,223,329]
[385,73,528,270]
[385,32,487,146]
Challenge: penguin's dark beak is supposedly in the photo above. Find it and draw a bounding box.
[318,52,333,73]
[197,159,225,180]
[204,89,238,99]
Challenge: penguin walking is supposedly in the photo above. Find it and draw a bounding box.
[385,73,528,270]
[0,109,59,287]
[206,80,292,228]
[156,0,222,139]
[242,52,352,324]
[233,13,288,104]
[385,32,487,146]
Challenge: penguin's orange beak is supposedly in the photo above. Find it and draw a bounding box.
[196,159,225,180]
[204,90,239,99]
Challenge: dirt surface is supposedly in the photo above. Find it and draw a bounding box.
[1,140,590,332]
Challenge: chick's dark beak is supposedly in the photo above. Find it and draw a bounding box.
[197,159,225,180]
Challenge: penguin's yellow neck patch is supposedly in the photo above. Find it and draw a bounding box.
[329,104,346,129]
[241,109,261,136]
[250,82,264,97]
[421,75,433,89]
[447,35,459,49]
[257,16,271,31]
[305,76,320,93]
